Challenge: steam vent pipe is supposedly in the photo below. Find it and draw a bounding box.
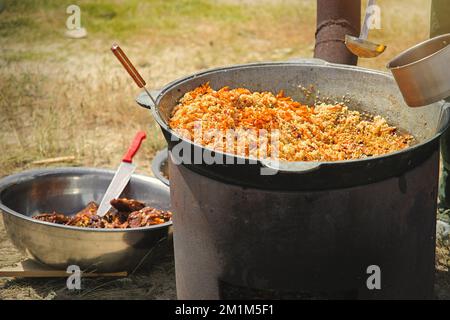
[315,0,361,65]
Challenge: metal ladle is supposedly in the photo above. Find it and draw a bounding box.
[345,0,387,58]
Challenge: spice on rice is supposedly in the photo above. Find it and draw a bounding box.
[169,83,413,162]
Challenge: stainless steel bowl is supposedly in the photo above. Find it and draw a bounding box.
[0,167,172,272]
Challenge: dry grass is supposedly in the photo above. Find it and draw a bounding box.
[0,0,431,176]
[0,0,448,300]
[0,0,317,176]
[436,237,450,300]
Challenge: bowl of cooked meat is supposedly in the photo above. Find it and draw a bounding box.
[0,167,172,272]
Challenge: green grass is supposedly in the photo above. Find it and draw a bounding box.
[0,16,36,37]
[0,0,312,42]
[82,0,247,34]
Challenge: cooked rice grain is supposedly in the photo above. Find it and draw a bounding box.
[169,83,413,162]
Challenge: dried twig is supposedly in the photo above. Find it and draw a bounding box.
[31,156,76,165]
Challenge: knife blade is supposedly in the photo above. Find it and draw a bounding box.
[97,131,147,217]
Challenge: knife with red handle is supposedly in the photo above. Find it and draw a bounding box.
[97,131,147,217]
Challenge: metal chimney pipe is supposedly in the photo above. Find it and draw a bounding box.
[315,0,361,65]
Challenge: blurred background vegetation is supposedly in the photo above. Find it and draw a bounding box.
[0,0,431,177]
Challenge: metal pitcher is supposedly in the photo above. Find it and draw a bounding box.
[388,33,450,107]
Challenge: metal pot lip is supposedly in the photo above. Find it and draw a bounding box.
[0,167,172,233]
[149,61,448,169]
[387,33,450,70]
[166,129,442,170]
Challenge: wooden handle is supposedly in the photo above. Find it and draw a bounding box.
[111,43,146,88]
[122,131,147,163]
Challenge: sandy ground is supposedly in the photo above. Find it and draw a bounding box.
[0,219,176,300]
[0,218,177,300]
[2,215,450,299]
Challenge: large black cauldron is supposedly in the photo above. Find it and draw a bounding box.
[137,59,450,299]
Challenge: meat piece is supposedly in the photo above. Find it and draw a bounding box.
[66,202,100,227]
[33,212,70,224]
[67,213,92,227]
[68,213,105,228]
[104,211,128,225]
[32,199,171,229]
[103,211,129,229]
[86,214,104,228]
[103,219,129,229]
[110,198,145,212]
[127,207,172,228]
[74,201,99,217]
